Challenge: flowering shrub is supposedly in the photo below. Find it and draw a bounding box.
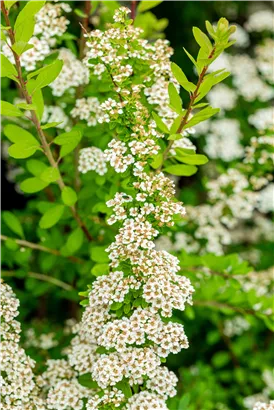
[1,2,273,410]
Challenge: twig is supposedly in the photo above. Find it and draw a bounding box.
[1,234,84,264]
[131,1,137,21]
[1,2,92,242]
[159,47,216,169]
[2,270,74,291]
[194,300,258,316]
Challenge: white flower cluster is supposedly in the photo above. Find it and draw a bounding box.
[24,328,58,350]
[255,39,274,84]
[49,49,89,96]
[75,9,194,407]
[207,84,238,111]
[248,108,274,131]
[42,105,70,130]
[71,97,102,126]
[223,316,250,337]
[253,402,274,410]
[2,2,71,71]
[78,147,108,175]
[202,118,244,162]
[245,10,274,33]
[0,281,45,409]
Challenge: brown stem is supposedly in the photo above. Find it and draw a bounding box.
[2,270,74,291]
[1,234,84,264]
[159,47,216,169]
[217,322,240,367]
[1,2,92,241]
[131,1,137,21]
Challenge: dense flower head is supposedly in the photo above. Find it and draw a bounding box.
[78,147,108,175]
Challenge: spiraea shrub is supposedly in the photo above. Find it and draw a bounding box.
[1,2,273,410]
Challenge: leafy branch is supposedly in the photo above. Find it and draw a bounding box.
[2,270,74,291]
[1,2,92,241]
[1,234,84,264]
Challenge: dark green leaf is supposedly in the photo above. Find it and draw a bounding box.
[39,204,65,229]
[2,211,24,238]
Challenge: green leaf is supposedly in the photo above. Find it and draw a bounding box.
[90,246,109,263]
[1,54,17,80]
[74,8,88,18]
[91,263,109,277]
[26,80,44,120]
[2,211,24,238]
[193,27,212,52]
[8,140,40,159]
[196,71,230,102]
[176,154,208,165]
[66,228,84,254]
[78,373,99,389]
[178,393,191,410]
[116,380,133,399]
[168,83,182,113]
[183,48,200,72]
[39,204,65,229]
[164,164,197,176]
[4,1,17,10]
[16,103,37,111]
[175,147,195,156]
[11,41,33,56]
[31,59,63,94]
[41,122,63,130]
[184,106,219,129]
[54,128,82,158]
[110,302,123,311]
[150,153,163,169]
[40,167,60,183]
[212,351,230,368]
[168,133,182,141]
[171,62,196,93]
[170,115,183,134]
[137,1,163,12]
[1,101,23,117]
[61,187,78,206]
[14,1,45,43]
[26,159,47,177]
[20,177,49,193]
[152,112,169,133]
[4,124,37,143]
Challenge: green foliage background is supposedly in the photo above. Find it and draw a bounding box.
[1,2,273,409]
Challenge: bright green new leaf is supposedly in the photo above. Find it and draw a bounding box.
[184,106,220,129]
[183,48,200,72]
[2,211,24,238]
[175,147,196,156]
[66,228,84,254]
[176,153,208,165]
[171,62,196,93]
[193,26,213,53]
[168,133,182,141]
[170,115,183,134]
[150,153,163,169]
[61,187,78,206]
[54,128,82,158]
[137,0,163,13]
[74,8,88,18]
[116,380,133,399]
[1,54,17,80]
[40,167,60,183]
[31,59,63,94]
[8,140,40,159]
[39,204,65,229]
[11,42,33,56]
[168,83,182,113]
[152,112,169,133]
[164,164,198,176]
[14,1,45,43]
[1,101,23,117]
[16,103,37,111]
[20,177,49,193]
[26,159,47,177]
[91,263,109,277]
[90,246,109,263]
[4,124,37,143]
[41,122,63,130]
[4,1,17,9]
[78,373,99,389]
